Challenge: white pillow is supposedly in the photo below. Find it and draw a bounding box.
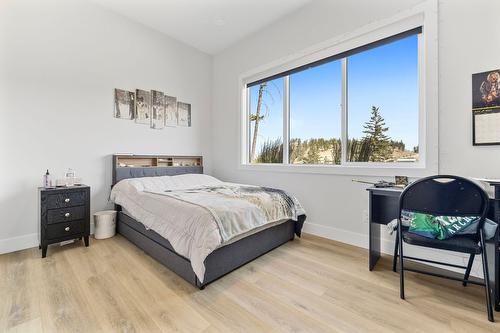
[118,174,222,193]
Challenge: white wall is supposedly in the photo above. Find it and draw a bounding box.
[0,0,212,253]
[438,0,500,175]
[212,0,500,276]
[2,0,499,278]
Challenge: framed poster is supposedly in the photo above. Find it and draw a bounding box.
[472,69,500,145]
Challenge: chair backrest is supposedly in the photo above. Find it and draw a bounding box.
[399,175,489,237]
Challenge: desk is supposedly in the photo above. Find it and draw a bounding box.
[367,184,500,311]
[367,187,402,271]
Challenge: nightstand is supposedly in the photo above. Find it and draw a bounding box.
[38,185,90,258]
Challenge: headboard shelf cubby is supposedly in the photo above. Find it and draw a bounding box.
[112,154,203,185]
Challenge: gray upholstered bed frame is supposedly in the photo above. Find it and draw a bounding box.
[112,154,305,289]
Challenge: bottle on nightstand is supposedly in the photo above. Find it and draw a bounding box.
[43,169,52,188]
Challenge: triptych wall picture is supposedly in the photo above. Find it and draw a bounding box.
[114,88,191,128]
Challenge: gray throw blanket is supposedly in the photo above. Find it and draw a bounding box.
[147,184,305,242]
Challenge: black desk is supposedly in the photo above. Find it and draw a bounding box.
[367,184,500,311]
[367,187,402,271]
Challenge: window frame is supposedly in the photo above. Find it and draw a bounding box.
[238,2,438,177]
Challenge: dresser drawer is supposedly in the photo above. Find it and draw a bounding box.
[46,220,83,239]
[46,191,86,209]
[47,206,86,224]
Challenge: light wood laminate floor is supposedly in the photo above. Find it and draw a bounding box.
[0,234,498,332]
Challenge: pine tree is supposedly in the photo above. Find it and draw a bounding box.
[304,144,320,164]
[256,138,283,163]
[362,106,391,162]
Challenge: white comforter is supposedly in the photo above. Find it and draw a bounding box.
[110,174,304,282]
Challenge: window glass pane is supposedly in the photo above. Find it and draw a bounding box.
[347,35,419,163]
[289,60,342,164]
[248,78,284,163]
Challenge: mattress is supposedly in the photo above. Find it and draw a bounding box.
[121,207,290,248]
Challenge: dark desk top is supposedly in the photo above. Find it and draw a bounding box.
[367,184,500,200]
[473,178,500,186]
[366,186,404,195]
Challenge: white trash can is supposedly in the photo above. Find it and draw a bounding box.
[94,210,117,240]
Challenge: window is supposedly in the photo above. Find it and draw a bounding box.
[289,60,342,164]
[347,35,419,163]
[245,28,422,168]
[248,78,284,163]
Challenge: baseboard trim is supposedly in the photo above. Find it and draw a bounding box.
[303,221,484,278]
[303,221,368,249]
[0,233,38,255]
[1,223,485,278]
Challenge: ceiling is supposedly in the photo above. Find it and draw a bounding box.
[92,0,311,54]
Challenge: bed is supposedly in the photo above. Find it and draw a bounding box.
[111,154,306,289]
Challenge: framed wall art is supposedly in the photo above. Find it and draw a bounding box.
[165,95,178,127]
[135,89,151,124]
[114,89,135,120]
[151,90,165,129]
[177,102,191,127]
[113,88,192,130]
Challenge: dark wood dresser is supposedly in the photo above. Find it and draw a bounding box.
[38,185,90,257]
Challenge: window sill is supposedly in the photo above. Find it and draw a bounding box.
[238,162,436,177]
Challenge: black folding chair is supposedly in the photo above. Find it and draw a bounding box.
[393,175,494,322]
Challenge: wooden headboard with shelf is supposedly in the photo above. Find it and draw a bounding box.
[112,154,203,185]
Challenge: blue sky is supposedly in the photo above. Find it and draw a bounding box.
[249,34,419,152]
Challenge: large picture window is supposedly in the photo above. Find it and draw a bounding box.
[245,28,421,167]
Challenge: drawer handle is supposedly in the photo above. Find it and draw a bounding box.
[64,198,70,203]
[65,226,70,232]
[64,213,71,218]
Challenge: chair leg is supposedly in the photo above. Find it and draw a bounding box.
[398,227,405,300]
[393,231,399,272]
[463,253,475,287]
[480,231,494,322]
